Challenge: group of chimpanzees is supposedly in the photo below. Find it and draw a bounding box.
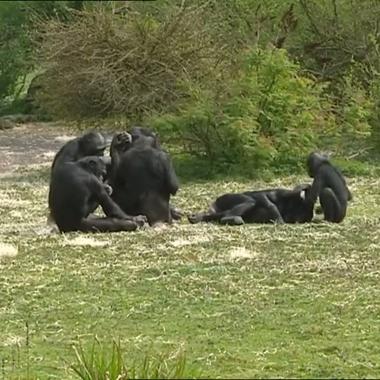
[48,127,352,234]
[48,127,179,233]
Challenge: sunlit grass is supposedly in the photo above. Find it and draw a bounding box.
[1,166,380,378]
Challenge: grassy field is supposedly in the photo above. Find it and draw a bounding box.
[1,164,380,379]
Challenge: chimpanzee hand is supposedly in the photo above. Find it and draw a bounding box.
[111,132,132,153]
[132,215,148,227]
[104,184,113,196]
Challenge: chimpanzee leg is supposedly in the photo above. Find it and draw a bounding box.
[188,211,215,224]
[320,188,345,223]
[251,194,284,223]
[189,200,257,225]
[219,201,259,225]
[141,192,171,226]
[219,215,245,225]
[79,217,138,233]
[220,196,284,224]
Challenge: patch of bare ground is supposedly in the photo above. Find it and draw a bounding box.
[0,122,76,173]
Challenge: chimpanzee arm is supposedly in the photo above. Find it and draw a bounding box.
[333,166,353,201]
[91,178,129,219]
[163,154,179,195]
[340,171,353,201]
[108,149,121,187]
[108,132,132,186]
[306,175,323,204]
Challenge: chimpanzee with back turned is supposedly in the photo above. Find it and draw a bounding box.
[130,126,161,149]
[127,126,183,220]
[188,184,315,225]
[49,155,146,233]
[108,129,179,226]
[306,152,352,223]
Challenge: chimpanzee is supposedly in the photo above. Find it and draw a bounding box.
[51,131,109,172]
[49,156,146,233]
[188,184,314,225]
[109,130,179,226]
[306,152,352,223]
[48,131,112,224]
[126,126,183,220]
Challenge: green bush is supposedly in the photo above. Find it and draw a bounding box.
[0,2,30,104]
[368,74,380,151]
[0,1,82,114]
[150,48,335,172]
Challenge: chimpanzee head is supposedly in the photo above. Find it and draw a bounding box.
[79,132,108,157]
[306,152,329,177]
[130,126,160,148]
[78,156,108,181]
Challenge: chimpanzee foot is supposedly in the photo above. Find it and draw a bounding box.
[119,220,139,231]
[171,207,183,221]
[131,215,147,227]
[220,216,244,225]
[188,213,202,224]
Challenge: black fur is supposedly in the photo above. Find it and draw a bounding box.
[49,131,111,221]
[127,126,182,220]
[49,156,145,233]
[306,152,352,223]
[109,130,179,226]
[188,185,314,225]
[130,126,161,149]
[51,131,108,172]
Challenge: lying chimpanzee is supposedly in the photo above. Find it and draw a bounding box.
[49,156,146,233]
[306,152,352,223]
[108,129,179,226]
[188,184,314,225]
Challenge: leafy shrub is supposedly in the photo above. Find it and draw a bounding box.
[368,73,380,151]
[0,1,83,114]
[150,48,335,172]
[0,2,30,104]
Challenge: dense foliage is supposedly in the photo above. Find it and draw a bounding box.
[150,48,331,170]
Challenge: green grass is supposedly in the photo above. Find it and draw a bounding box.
[70,337,199,379]
[1,165,380,378]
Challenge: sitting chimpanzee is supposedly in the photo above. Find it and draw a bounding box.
[49,155,146,233]
[306,152,352,223]
[51,131,109,172]
[49,131,112,225]
[188,184,314,225]
[127,126,182,220]
[108,130,179,226]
